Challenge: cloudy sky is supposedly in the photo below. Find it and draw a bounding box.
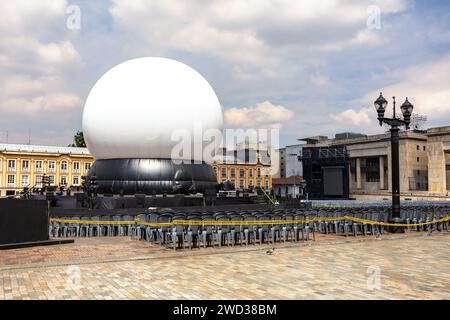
[1,0,450,147]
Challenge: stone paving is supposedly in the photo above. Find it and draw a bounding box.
[0,233,449,299]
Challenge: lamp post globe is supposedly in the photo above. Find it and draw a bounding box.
[374,92,388,125]
[400,97,414,128]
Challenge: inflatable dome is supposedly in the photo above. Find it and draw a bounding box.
[82,57,223,195]
[83,57,223,160]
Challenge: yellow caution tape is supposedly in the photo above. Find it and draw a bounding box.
[49,215,450,228]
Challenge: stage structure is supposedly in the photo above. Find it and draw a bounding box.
[82,57,223,195]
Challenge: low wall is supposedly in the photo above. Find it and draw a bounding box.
[0,199,49,245]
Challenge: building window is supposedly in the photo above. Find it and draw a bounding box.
[8,160,16,172]
[417,157,420,163]
[249,179,253,187]
[35,175,42,187]
[230,168,235,177]
[366,171,380,182]
[22,160,29,172]
[249,168,253,177]
[257,179,261,187]
[230,179,235,188]
[365,157,379,167]
[423,146,426,151]
[221,167,227,177]
[21,175,29,187]
[60,176,67,186]
[265,180,269,189]
[416,145,419,150]
[61,161,68,173]
[84,162,92,173]
[7,175,15,187]
[48,161,56,173]
[48,175,55,185]
[73,176,79,186]
[213,166,218,176]
[239,179,245,190]
[35,160,43,173]
[73,162,80,173]
[257,168,261,177]
[239,168,245,177]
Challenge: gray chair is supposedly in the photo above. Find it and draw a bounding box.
[112,215,123,236]
[89,215,101,237]
[282,214,295,242]
[270,214,283,243]
[80,216,90,237]
[68,216,81,237]
[257,215,270,244]
[215,216,230,248]
[171,217,186,251]
[100,215,112,237]
[134,213,148,240]
[121,215,134,236]
[242,215,257,245]
[201,216,215,248]
[227,216,243,246]
[186,217,201,249]
[157,214,172,245]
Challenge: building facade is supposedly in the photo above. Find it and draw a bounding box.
[0,144,93,197]
[272,176,303,199]
[211,148,272,191]
[300,126,450,200]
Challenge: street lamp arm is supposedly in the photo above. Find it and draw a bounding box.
[380,117,407,128]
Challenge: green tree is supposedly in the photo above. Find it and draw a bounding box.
[68,131,86,147]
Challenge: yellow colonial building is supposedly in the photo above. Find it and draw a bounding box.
[0,144,93,197]
[211,148,272,191]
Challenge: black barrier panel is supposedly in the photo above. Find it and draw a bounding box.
[0,199,49,245]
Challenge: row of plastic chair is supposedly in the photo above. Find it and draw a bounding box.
[50,206,450,248]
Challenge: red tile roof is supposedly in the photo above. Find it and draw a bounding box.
[272,176,303,185]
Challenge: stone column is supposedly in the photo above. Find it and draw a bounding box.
[379,156,384,190]
[356,158,361,189]
[428,141,446,194]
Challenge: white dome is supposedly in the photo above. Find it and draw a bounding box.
[82,57,223,161]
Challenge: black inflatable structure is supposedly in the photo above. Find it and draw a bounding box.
[86,158,218,195]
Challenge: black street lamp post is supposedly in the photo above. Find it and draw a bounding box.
[374,92,413,232]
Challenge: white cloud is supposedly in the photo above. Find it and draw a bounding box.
[310,72,330,86]
[3,93,81,113]
[0,0,82,119]
[331,54,450,130]
[224,101,294,128]
[330,107,373,127]
[109,0,411,76]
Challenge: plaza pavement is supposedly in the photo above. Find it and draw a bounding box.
[0,232,449,299]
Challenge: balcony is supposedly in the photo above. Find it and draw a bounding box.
[22,167,30,173]
[7,183,15,188]
[7,167,15,172]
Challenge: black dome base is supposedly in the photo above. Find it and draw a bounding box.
[87,158,218,195]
